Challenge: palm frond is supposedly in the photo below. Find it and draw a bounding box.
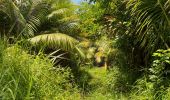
[47,8,69,19]
[25,1,50,36]
[0,0,27,36]
[59,22,80,36]
[128,0,170,52]
[29,33,78,51]
[48,49,68,64]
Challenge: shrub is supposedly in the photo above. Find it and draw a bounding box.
[0,42,81,99]
[129,49,170,100]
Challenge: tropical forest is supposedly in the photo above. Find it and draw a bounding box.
[1,0,170,99]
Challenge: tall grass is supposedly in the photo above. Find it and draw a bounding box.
[0,41,81,99]
[2,40,170,100]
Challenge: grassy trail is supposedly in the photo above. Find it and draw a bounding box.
[80,67,128,100]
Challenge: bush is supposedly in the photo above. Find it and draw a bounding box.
[0,42,81,99]
[128,49,170,100]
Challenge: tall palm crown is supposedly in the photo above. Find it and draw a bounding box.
[0,0,81,53]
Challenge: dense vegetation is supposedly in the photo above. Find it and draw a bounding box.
[1,0,170,99]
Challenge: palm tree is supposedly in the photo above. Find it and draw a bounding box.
[128,0,170,55]
[0,0,84,66]
[0,0,81,50]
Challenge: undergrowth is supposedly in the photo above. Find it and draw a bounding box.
[0,41,81,100]
[1,40,170,100]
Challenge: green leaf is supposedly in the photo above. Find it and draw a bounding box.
[29,33,78,51]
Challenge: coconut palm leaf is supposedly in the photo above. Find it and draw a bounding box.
[46,4,80,36]
[0,0,27,36]
[0,0,84,59]
[0,0,49,38]
[128,0,170,54]
[47,8,69,19]
[29,33,78,51]
[29,33,85,58]
[25,1,50,36]
[48,49,68,64]
[0,0,79,37]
